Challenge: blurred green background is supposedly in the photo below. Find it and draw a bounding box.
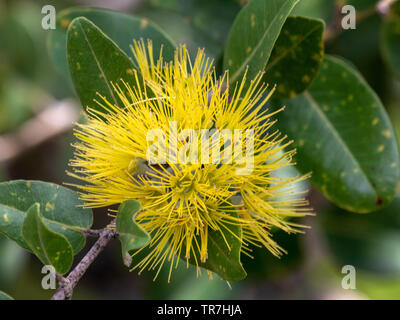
[1,0,400,299]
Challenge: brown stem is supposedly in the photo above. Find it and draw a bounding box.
[324,0,391,44]
[51,228,117,300]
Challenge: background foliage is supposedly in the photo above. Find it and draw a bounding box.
[1,0,400,299]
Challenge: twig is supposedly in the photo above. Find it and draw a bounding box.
[51,227,117,300]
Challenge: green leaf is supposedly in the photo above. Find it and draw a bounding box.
[116,200,151,267]
[48,7,176,79]
[0,205,29,251]
[67,17,138,114]
[0,290,13,300]
[264,16,325,99]
[0,180,92,254]
[0,76,37,135]
[223,0,299,85]
[181,211,247,281]
[22,203,73,275]
[381,2,400,79]
[276,55,400,213]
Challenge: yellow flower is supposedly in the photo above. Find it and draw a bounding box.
[69,40,311,281]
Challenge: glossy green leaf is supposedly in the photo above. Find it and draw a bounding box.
[223,0,299,85]
[0,180,92,254]
[67,17,137,114]
[116,200,151,267]
[48,7,176,78]
[276,55,400,213]
[381,2,400,79]
[181,211,246,281]
[243,229,304,279]
[0,290,13,300]
[264,16,325,99]
[22,203,73,275]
